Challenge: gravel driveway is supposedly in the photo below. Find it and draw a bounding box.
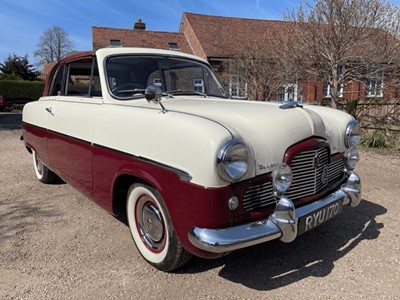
[1,128,399,300]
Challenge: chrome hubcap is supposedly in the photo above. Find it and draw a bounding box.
[136,196,165,251]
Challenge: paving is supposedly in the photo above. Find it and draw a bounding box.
[0,112,22,129]
[0,127,399,300]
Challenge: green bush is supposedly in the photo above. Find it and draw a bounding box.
[0,80,45,102]
[360,130,395,149]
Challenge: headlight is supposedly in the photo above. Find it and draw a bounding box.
[345,120,361,148]
[217,139,249,182]
[272,164,293,194]
[345,147,360,170]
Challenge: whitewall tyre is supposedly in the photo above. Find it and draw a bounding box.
[32,150,58,184]
[126,183,191,271]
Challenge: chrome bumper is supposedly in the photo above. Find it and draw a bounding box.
[189,172,361,253]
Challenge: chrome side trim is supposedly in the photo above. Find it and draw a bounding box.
[189,172,361,253]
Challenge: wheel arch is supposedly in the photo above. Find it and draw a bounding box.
[112,174,155,219]
[110,159,190,219]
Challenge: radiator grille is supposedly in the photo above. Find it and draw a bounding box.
[243,147,345,212]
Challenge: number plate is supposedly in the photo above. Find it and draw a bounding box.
[298,200,343,235]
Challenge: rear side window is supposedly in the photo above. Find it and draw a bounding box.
[49,65,65,96]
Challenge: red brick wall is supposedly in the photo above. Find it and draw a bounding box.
[179,15,207,59]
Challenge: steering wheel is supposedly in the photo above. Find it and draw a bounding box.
[112,83,145,96]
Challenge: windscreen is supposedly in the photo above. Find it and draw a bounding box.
[106,55,227,99]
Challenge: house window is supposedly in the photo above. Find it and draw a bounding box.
[323,83,332,98]
[110,39,121,47]
[323,66,344,98]
[367,73,383,97]
[277,84,298,101]
[193,79,204,93]
[229,75,247,99]
[323,83,343,98]
[168,42,180,50]
[153,78,162,87]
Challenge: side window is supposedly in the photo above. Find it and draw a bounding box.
[52,58,101,97]
[66,60,91,96]
[49,65,65,96]
[90,64,102,97]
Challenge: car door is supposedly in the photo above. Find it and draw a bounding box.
[46,57,102,193]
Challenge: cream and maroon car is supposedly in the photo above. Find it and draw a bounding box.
[22,48,362,271]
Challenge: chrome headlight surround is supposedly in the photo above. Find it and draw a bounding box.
[345,120,361,148]
[272,164,293,194]
[217,139,250,183]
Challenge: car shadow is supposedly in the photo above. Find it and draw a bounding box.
[178,198,385,291]
[0,196,63,245]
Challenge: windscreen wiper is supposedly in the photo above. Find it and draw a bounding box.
[166,89,207,97]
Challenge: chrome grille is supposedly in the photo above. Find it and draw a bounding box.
[286,147,329,199]
[243,147,345,212]
[243,181,275,211]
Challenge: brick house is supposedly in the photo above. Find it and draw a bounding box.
[38,61,56,81]
[92,13,398,102]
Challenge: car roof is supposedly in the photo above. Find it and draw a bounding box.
[43,47,209,96]
[95,47,209,64]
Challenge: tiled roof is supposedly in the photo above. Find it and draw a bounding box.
[92,26,194,54]
[180,12,293,58]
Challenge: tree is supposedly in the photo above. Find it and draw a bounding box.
[225,42,277,101]
[225,33,303,101]
[0,54,38,81]
[284,0,400,109]
[34,26,74,65]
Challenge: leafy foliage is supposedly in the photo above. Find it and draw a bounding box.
[360,130,395,148]
[0,80,45,101]
[0,54,38,81]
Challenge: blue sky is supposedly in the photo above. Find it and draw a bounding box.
[0,0,299,66]
[0,0,399,68]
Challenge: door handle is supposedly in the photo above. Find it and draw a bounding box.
[45,107,54,115]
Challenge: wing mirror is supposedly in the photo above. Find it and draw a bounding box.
[145,85,162,102]
[145,85,167,113]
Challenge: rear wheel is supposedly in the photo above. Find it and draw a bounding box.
[32,150,59,184]
[126,183,191,271]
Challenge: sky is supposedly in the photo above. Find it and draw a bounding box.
[1,0,400,68]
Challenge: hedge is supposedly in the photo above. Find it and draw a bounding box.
[0,80,45,102]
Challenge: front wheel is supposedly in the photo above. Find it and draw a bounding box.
[32,150,59,184]
[126,183,191,271]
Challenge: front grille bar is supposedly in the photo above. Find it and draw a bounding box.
[243,147,345,212]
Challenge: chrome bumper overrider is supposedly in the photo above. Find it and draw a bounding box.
[189,172,361,253]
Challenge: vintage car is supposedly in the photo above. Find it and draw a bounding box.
[22,48,362,271]
[0,95,13,112]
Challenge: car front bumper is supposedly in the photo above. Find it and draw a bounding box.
[188,172,361,253]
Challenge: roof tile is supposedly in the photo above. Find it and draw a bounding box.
[180,12,293,58]
[92,26,193,54]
